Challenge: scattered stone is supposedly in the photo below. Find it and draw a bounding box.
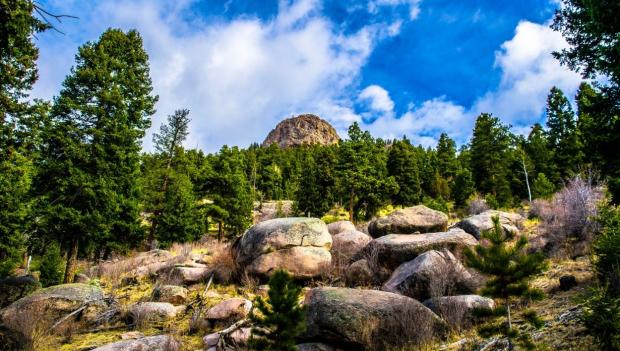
[327,220,356,235]
[171,266,211,285]
[355,229,478,270]
[0,284,108,345]
[91,335,180,351]
[332,230,372,263]
[256,284,270,297]
[203,333,220,349]
[151,285,188,305]
[454,210,523,239]
[127,302,179,325]
[368,205,449,238]
[0,275,41,309]
[229,327,252,346]
[304,287,447,350]
[382,249,476,301]
[345,259,375,287]
[204,298,252,327]
[232,217,332,279]
[559,275,577,291]
[423,295,495,328]
[73,273,90,283]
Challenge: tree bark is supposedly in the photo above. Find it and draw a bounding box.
[218,222,222,242]
[63,239,79,284]
[506,301,514,350]
[522,156,532,202]
[348,189,355,222]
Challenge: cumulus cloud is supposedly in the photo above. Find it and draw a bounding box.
[364,19,583,146]
[358,85,395,119]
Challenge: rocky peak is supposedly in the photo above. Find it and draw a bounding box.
[262,114,340,148]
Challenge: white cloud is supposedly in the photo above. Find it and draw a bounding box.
[358,85,395,118]
[368,0,422,20]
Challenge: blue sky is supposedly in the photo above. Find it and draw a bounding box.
[33,0,582,151]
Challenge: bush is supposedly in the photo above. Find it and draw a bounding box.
[38,243,65,287]
[422,196,449,214]
[582,285,620,351]
[537,175,606,256]
[466,194,489,215]
[532,173,555,199]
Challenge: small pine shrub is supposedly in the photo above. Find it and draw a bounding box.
[422,196,449,214]
[249,270,306,351]
[532,173,555,199]
[38,243,65,287]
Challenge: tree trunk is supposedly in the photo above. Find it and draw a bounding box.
[506,301,514,350]
[348,189,355,222]
[218,222,222,242]
[522,157,532,202]
[63,239,79,284]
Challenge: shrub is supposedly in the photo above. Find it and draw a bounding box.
[538,175,606,256]
[38,243,65,287]
[532,173,555,199]
[249,270,306,350]
[466,194,489,215]
[422,196,449,214]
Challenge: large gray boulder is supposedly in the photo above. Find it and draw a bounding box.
[304,287,447,350]
[0,284,108,346]
[331,230,372,264]
[0,275,40,309]
[454,210,523,239]
[368,205,448,238]
[345,259,375,287]
[204,298,252,328]
[354,229,478,271]
[91,335,180,351]
[233,217,332,279]
[127,302,181,326]
[423,295,495,329]
[382,249,476,301]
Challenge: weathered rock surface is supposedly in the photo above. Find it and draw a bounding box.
[331,230,372,263]
[253,200,294,223]
[73,273,90,284]
[382,249,476,301]
[454,210,523,239]
[233,217,332,278]
[170,266,211,285]
[151,285,188,305]
[423,295,495,328]
[262,114,340,148]
[368,205,448,238]
[128,302,180,324]
[204,298,252,327]
[0,284,108,346]
[345,259,375,286]
[93,249,173,278]
[304,287,447,350]
[91,335,180,351]
[327,221,356,235]
[0,275,40,309]
[355,229,478,270]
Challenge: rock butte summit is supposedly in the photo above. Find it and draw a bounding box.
[262,114,340,148]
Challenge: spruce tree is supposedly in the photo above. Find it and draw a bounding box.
[465,216,547,350]
[545,86,583,182]
[295,146,336,217]
[249,270,306,351]
[436,132,458,180]
[452,167,475,207]
[35,29,157,282]
[387,138,421,206]
[525,123,554,184]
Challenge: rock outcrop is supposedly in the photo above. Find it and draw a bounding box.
[232,217,332,279]
[454,210,523,239]
[355,229,478,271]
[382,249,476,301]
[331,230,372,263]
[262,114,340,148]
[304,287,447,350]
[368,205,449,238]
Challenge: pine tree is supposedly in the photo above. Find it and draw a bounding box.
[470,113,514,206]
[465,216,547,350]
[452,167,475,207]
[436,132,458,180]
[525,123,555,183]
[545,86,583,182]
[295,146,336,217]
[532,173,555,199]
[34,29,157,282]
[387,138,421,206]
[249,270,306,351]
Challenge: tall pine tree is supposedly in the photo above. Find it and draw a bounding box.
[387,137,421,206]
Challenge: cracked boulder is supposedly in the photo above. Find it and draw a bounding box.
[232,217,332,279]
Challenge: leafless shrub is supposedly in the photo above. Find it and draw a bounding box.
[241,271,258,291]
[170,242,193,261]
[209,241,235,284]
[536,175,607,257]
[163,336,182,351]
[467,194,489,215]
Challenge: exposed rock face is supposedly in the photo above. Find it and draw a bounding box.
[262,114,340,148]
[91,335,180,351]
[327,221,356,235]
[233,217,332,279]
[331,230,372,263]
[0,284,108,346]
[0,275,40,309]
[454,210,523,239]
[382,249,476,301]
[368,205,449,238]
[151,285,188,305]
[355,229,478,271]
[423,295,495,328]
[304,287,447,350]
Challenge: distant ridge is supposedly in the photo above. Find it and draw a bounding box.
[262,114,340,148]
